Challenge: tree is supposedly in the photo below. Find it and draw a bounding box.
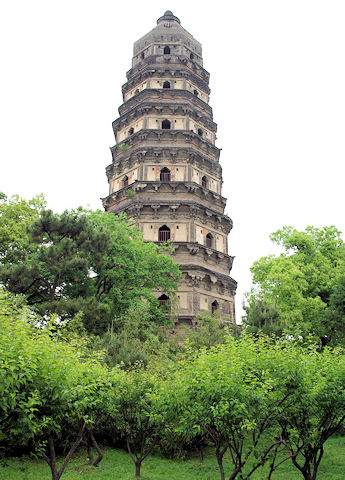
[274,342,345,480]
[243,300,281,336]
[174,311,231,352]
[0,289,110,480]
[0,208,109,324]
[0,193,46,264]
[244,226,345,345]
[85,209,180,332]
[0,205,180,334]
[105,368,163,478]
[154,335,299,480]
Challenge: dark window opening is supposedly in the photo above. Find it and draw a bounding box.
[163,81,171,89]
[164,46,171,54]
[190,53,194,60]
[198,128,203,137]
[141,52,145,59]
[193,89,199,96]
[135,89,139,94]
[211,300,218,314]
[160,167,171,182]
[162,119,171,130]
[158,294,170,311]
[123,176,129,188]
[206,232,213,248]
[202,176,207,188]
[159,225,171,242]
[128,127,134,135]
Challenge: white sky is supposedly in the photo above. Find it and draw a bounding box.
[1,1,345,321]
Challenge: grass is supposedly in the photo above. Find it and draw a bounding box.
[1,436,345,480]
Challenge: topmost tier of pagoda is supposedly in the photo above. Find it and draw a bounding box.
[122,10,211,102]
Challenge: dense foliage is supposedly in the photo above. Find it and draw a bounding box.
[0,193,46,264]
[244,226,345,345]
[1,196,345,480]
[0,289,110,480]
[1,290,345,480]
[0,196,180,335]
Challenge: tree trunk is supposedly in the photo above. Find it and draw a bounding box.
[38,423,86,480]
[48,437,59,480]
[291,456,312,480]
[135,460,142,478]
[86,440,93,465]
[84,426,103,466]
[216,453,225,480]
[89,431,103,466]
[228,466,242,480]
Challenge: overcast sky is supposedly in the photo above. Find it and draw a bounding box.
[1,1,345,321]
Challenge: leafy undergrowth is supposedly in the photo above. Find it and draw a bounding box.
[1,437,345,480]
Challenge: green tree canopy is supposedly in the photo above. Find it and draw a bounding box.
[0,289,110,480]
[0,193,46,263]
[153,334,345,480]
[105,368,163,478]
[244,226,345,345]
[0,202,181,334]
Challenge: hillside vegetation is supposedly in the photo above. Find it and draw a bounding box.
[1,194,345,480]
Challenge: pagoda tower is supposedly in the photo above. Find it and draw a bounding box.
[102,11,237,323]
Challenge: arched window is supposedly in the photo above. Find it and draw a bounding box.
[211,300,219,314]
[206,232,213,248]
[159,225,170,242]
[123,175,129,188]
[160,167,171,182]
[164,46,171,54]
[135,89,139,94]
[158,294,170,311]
[202,176,207,188]
[162,119,171,130]
[190,53,194,60]
[163,81,171,89]
[193,89,199,96]
[141,52,145,59]
[197,128,203,137]
[128,127,134,135]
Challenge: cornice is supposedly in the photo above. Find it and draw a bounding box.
[111,129,220,162]
[106,145,222,176]
[102,197,233,233]
[103,180,226,212]
[169,242,234,268]
[180,264,237,294]
[123,57,210,93]
[112,99,216,134]
[119,89,213,117]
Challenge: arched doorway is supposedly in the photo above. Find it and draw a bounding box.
[160,167,171,182]
[211,300,218,314]
[158,225,171,242]
[158,294,170,312]
[162,119,171,129]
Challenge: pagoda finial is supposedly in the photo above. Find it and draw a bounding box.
[157,10,181,25]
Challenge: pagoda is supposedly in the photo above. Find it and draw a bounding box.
[102,11,237,323]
